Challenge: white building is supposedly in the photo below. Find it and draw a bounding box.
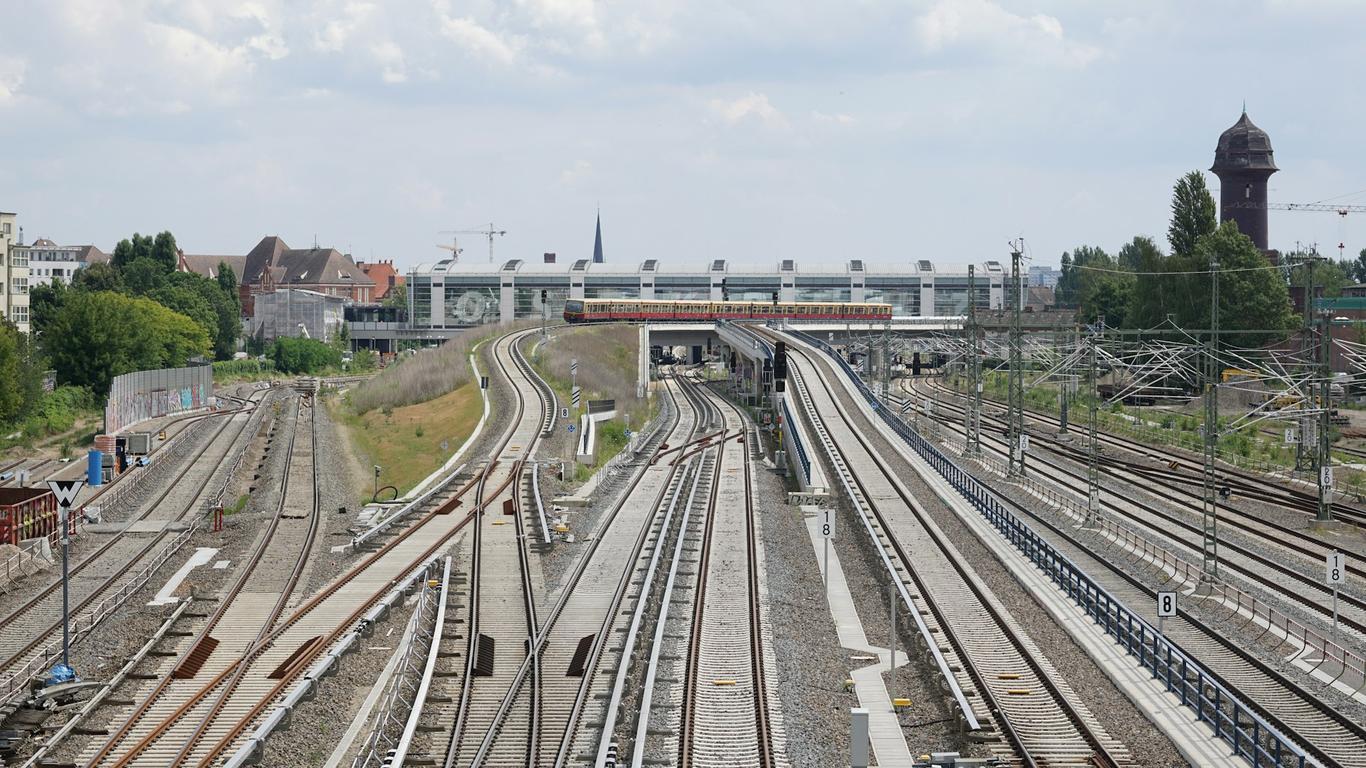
[18,238,108,287]
[0,212,29,332]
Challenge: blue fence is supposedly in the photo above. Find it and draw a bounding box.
[786,328,1309,768]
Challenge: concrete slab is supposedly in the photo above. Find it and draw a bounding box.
[802,505,913,767]
[148,547,217,606]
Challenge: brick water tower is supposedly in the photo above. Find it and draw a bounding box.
[1210,109,1278,251]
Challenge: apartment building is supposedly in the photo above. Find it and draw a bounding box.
[17,239,108,287]
[0,212,28,332]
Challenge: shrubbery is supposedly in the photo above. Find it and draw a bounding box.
[272,337,342,374]
[212,358,276,379]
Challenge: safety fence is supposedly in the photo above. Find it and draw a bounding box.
[786,327,1309,768]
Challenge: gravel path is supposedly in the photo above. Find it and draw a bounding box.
[807,354,1188,767]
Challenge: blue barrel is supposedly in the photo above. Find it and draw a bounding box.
[87,450,104,486]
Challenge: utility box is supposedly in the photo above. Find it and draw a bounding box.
[125,432,152,455]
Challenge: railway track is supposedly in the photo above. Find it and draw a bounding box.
[0,390,270,705]
[901,378,1366,641]
[770,329,1130,767]
[926,377,1366,526]
[798,335,1366,768]
[677,378,778,768]
[81,394,322,767]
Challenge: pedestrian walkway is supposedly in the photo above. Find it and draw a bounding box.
[802,506,912,767]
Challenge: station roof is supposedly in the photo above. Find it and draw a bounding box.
[408,257,1003,278]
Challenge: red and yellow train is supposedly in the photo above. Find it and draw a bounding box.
[563,298,892,323]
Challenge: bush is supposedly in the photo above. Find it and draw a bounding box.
[23,386,96,438]
[271,337,342,374]
[212,358,276,379]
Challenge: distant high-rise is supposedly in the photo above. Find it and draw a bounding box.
[1210,108,1277,251]
[592,211,604,263]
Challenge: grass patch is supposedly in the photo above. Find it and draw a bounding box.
[226,493,250,515]
[335,382,484,500]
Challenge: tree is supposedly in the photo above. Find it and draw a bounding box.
[151,231,178,272]
[28,280,68,338]
[1117,236,1162,272]
[150,284,217,349]
[1349,248,1366,284]
[0,323,30,424]
[123,258,168,295]
[112,233,154,270]
[44,291,211,395]
[72,262,124,293]
[216,262,241,314]
[271,337,342,374]
[1188,221,1295,346]
[382,287,409,310]
[1056,252,1075,306]
[1168,171,1217,259]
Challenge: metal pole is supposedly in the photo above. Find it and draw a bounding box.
[1085,333,1100,527]
[1058,322,1069,434]
[61,503,70,668]
[966,265,982,457]
[1318,310,1332,522]
[1333,585,1339,643]
[1201,256,1221,582]
[1008,243,1025,478]
[888,579,897,691]
[823,535,830,596]
[1297,254,1317,471]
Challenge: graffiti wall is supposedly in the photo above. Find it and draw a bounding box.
[103,365,214,435]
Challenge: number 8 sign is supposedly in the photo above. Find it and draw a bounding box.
[1327,552,1346,585]
[1157,591,1177,618]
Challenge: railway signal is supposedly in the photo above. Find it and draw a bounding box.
[46,478,85,682]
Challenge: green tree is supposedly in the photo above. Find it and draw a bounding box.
[28,280,68,338]
[159,272,239,360]
[1117,235,1162,272]
[150,284,217,347]
[1056,252,1075,306]
[216,262,241,314]
[1349,248,1366,284]
[112,233,154,270]
[151,231,179,272]
[0,323,29,424]
[72,262,124,293]
[1188,221,1295,345]
[382,287,409,310]
[1168,171,1217,259]
[44,291,211,395]
[123,258,168,295]
[271,337,342,374]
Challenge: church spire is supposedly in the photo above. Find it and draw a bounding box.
[592,209,604,263]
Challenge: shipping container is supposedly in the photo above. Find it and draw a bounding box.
[0,487,58,546]
[125,433,152,455]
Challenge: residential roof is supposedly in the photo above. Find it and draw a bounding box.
[78,245,109,264]
[180,253,246,281]
[242,236,372,287]
[30,237,57,247]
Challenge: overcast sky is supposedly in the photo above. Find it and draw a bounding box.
[2,1,1362,272]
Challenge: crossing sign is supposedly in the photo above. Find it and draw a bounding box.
[47,479,84,508]
[571,386,581,408]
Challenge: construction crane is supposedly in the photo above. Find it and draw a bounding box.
[435,236,464,260]
[1225,200,1366,259]
[439,224,507,264]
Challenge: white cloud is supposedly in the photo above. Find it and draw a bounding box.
[812,111,855,126]
[370,41,408,83]
[437,15,524,66]
[710,92,787,129]
[0,57,26,107]
[914,0,1100,67]
[560,159,592,184]
[312,2,375,53]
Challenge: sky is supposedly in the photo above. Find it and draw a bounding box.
[1,0,1363,273]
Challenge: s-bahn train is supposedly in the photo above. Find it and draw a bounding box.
[563,298,893,323]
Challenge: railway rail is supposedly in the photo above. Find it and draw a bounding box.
[0,389,270,706]
[762,327,1128,767]
[83,394,323,767]
[900,378,1366,642]
[793,329,1366,768]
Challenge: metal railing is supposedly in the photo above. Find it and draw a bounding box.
[787,327,1310,768]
